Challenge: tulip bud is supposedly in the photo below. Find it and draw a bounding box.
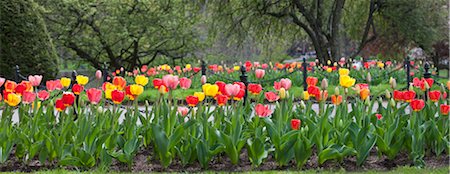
[300,100,306,109]
[145,100,150,108]
[95,70,102,80]
[279,88,286,99]
[333,62,338,67]
[339,120,343,128]
[424,81,430,90]
[364,96,371,106]
[345,88,348,94]
[334,86,340,95]
[327,60,331,65]
[201,75,207,84]
[390,78,397,89]
[409,84,414,91]
[97,106,104,113]
[390,98,396,107]
[385,89,391,99]
[378,97,383,104]
[367,72,372,83]
[321,78,328,90]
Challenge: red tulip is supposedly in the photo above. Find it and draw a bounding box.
[393,90,404,101]
[216,81,227,95]
[178,107,189,117]
[186,95,199,107]
[255,104,272,117]
[306,77,318,87]
[442,92,447,100]
[291,119,301,130]
[153,78,163,89]
[216,94,228,106]
[37,90,49,101]
[55,98,66,112]
[440,104,449,115]
[428,90,441,102]
[15,83,27,95]
[62,92,75,106]
[233,89,245,100]
[255,69,265,79]
[22,91,36,104]
[113,76,127,90]
[410,99,425,112]
[193,67,201,73]
[413,78,426,91]
[28,75,43,87]
[403,91,416,102]
[307,86,320,96]
[225,84,241,97]
[424,78,434,88]
[375,114,382,120]
[87,88,102,104]
[111,90,125,104]
[162,74,179,90]
[234,82,246,90]
[179,77,192,89]
[248,83,262,95]
[264,91,279,102]
[72,84,84,95]
[245,61,252,68]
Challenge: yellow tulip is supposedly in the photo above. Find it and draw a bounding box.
[303,91,310,100]
[194,92,206,101]
[5,93,21,106]
[60,77,71,87]
[202,83,219,97]
[234,66,240,71]
[76,75,89,85]
[327,60,331,65]
[339,75,356,88]
[326,68,332,73]
[105,89,113,99]
[377,62,385,69]
[159,85,168,94]
[338,68,349,76]
[185,64,191,69]
[130,84,144,96]
[135,75,149,86]
[279,88,286,99]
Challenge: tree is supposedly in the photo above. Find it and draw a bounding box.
[0,0,59,80]
[39,0,204,70]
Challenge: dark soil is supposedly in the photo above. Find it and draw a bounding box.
[1,147,447,173]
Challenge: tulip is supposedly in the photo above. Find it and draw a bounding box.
[37,90,49,101]
[178,107,189,116]
[202,83,219,97]
[215,81,227,95]
[428,90,441,102]
[331,95,342,105]
[274,78,292,90]
[186,95,199,107]
[135,75,149,86]
[95,70,102,80]
[306,77,318,87]
[279,88,287,99]
[264,91,279,102]
[125,86,135,100]
[111,90,125,104]
[315,90,328,102]
[403,91,416,102]
[28,75,43,87]
[255,69,265,79]
[291,119,301,130]
[15,83,27,95]
[390,78,397,89]
[385,90,391,99]
[193,92,205,102]
[201,75,207,85]
[424,78,434,89]
[393,90,403,101]
[193,67,201,73]
[141,65,148,72]
[113,76,127,90]
[326,68,332,72]
[4,93,21,106]
[72,84,84,95]
[255,104,272,117]
[86,88,102,104]
[130,84,144,96]
[60,77,71,88]
[158,85,169,94]
[360,88,370,100]
[307,86,320,96]
[233,89,245,101]
[76,75,89,86]
[366,72,372,83]
[410,99,425,112]
[375,114,382,120]
[185,64,192,70]
[21,91,36,104]
[216,94,228,106]
[225,84,241,97]
[62,92,75,106]
[321,78,328,90]
[248,83,262,95]
[447,81,450,90]
[440,104,449,115]
[0,77,5,87]
[339,75,356,88]
[179,77,192,89]
[162,74,179,90]
[55,99,66,112]
[46,80,62,91]
[302,91,310,100]
[338,68,349,76]
[4,80,17,92]
[153,78,163,89]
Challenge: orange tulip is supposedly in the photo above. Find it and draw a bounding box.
[360,88,370,100]
[113,76,127,90]
[331,95,342,105]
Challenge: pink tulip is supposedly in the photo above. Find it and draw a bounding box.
[179,77,192,89]
[225,84,241,97]
[255,104,272,117]
[261,64,268,69]
[46,80,62,91]
[95,70,102,79]
[265,91,280,102]
[201,75,207,84]
[0,77,5,87]
[28,75,43,87]
[37,90,50,101]
[162,74,179,90]
[141,65,148,72]
[22,91,36,104]
[86,88,102,104]
[255,69,265,79]
[133,69,138,76]
[274,78,292,90]
[178,107,189,117]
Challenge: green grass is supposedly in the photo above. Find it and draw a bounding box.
[4,166,448,174]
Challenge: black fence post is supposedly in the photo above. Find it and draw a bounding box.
[70,70,77,89]
[14,65,20,83]
[240,65,248,106]
[423,62,431,101]
[302,58,308,91]
[201,60,206,76]
[103,62,108,83]
[405,56,411,90]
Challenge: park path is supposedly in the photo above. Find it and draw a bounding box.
[0,101,397,124]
